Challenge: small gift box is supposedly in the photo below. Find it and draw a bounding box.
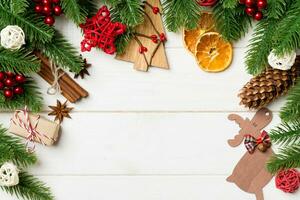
[9,107,60,146]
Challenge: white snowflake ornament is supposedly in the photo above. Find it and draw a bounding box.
[0,25,25,50]
[0,162,19,187]
[268,50,297,71]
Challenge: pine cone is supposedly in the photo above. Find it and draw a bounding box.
[239,56,300,109]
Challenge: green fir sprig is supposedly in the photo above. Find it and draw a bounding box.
[9,0,29,15]
[280,81,300,122]
[60,0,88,25]
[270,121,300,146]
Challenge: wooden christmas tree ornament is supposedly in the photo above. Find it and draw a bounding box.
[116,0,169,72]
[227,108,274,200]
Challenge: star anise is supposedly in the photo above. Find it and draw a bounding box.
[48,100,73,124]
[74,58,91,79]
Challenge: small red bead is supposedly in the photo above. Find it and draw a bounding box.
[0,72,5,81]
[150,35,158,43]
[3,89,13,98]
[52,0,60,4]
[42,0,52,4]
[4,78,15,87]
[53,5,62,16]
[239,0,246,4]
[13,86,24,95]
[15,74,26,83]
[245,7,256,16]
[0,82,4,90]
[245,0,255,7]
[5,71,14,77]
[257,0,267,10]
[159,33,167,42]
[152,7,160,14]
[44,16,55,26]
[43,4,52,15]
[254,11,263,20]
[35,4,43,13]
[139,46,148,54]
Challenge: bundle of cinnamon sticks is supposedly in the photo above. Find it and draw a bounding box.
[35,52,88,103]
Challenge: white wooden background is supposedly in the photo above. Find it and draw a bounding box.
[1,15,300,200]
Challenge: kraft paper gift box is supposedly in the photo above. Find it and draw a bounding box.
[9,111,60,146]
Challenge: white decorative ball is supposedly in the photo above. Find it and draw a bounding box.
[0,25,25,50]
[268,50,297,71]
[0,162,19,187]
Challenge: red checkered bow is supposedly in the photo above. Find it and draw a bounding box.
[244,130,271,154]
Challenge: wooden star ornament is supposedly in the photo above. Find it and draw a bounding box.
[48,100,73,124]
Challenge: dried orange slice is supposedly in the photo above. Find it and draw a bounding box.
[195,32,233,72]
[183,12,215,54]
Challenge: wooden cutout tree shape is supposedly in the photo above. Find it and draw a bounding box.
[116,0,169,72]
[227,108,274,200]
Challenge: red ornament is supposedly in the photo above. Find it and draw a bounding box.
[139,46,148,54]
[34,4,43,13]
[257,0,267,9]
[198,0,218,6]
[13,86,24,95]
[254,11,263,20]
[245,7,256,16]
[44,16,55,26]
[0,82,4,90]
[245,0,255,7]
[152,7,160,14]
[4,78,15,87]
[15,74,26,83]
[80,6,126,54]
[53,5,62,16]
[3,89,13,98]
[43,4,52,15]
[0,72,5,81]
[5,71,14,77]
[276,169,300,193]
[52,0,60,3]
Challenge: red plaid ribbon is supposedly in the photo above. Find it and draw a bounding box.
[244,130,271,154]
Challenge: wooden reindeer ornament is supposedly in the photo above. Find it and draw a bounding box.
[227,108,274,200]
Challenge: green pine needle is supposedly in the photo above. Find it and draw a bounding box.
[270,121,300,146]
[245,19,277,75]
[163,0,202,32]
[2,172,54,200]
[220,0,238,9]
[78,0,98,18]
[0,48,40,75]
[0,127,37,168]
[35,32,84,74]
[115,28,133,54]
[280,81,300,122]
[213,3,251,42]
[267,0,292,19]
[9,0,29,15]
[60,0,88,25]
[267,144,300,174]
[0,78,43,112]
[0,4,54,43]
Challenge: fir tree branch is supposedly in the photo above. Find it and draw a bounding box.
[267,0,292,19]
[0,48,40,74]
[9,0,29,14]
[245,19,277,75]
[213,3,251,42]
[272,1,300,55]
[220,0,238,9]
[0,78,43,112]
[108,0,144,27]
[280,81,300,122]
[162,0,201,32]
[267,144,300,174]
[35,32,84,73]
[0,5,54,43]
[270,121,300,146]
[78,0,98,18]
[115,28,134,54]
[2,172,54,200]
[0,127,37,168]
[60,0,88,25]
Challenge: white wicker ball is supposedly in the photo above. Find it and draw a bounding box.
[268,50,297,71]
[0,162,19,187]
[0,25,25,50]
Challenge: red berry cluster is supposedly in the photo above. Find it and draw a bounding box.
[33,0,62,26]
[0,72,26,99]
[240,0,267,21]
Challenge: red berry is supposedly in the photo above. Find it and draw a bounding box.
[52,0,60,4]
[15,74,26,83]
[13,86,24,95]
[139,46,148,54]
[152,7,160,14]
[150,35,158,43]
[5,71,14,77]
[4,78,15,87]
[42,0,52,4]
[257,0,267,9]
[254,11,263,20]
[53,5,62,16]
[159,33,167,42]
[44,16,55,26]
[35,4,43,13]
[245,0,255,7]
[239,0,246,4]
[0,72,5,81]
[245,7,256,16]
[0,82,4,90]
[43,4,52,15]
[3,89,13,98]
